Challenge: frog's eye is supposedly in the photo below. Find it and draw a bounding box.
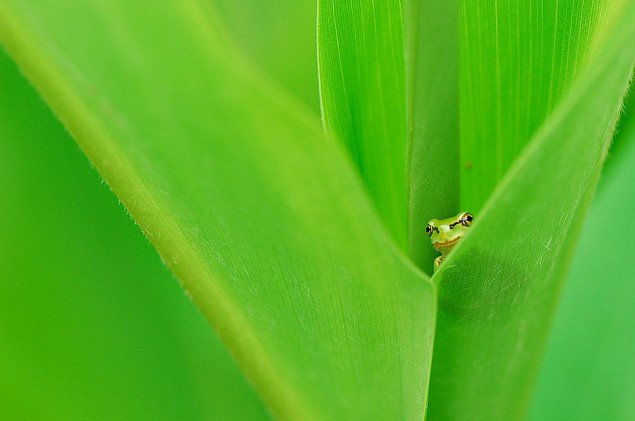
[459,212,474,227]
[425,224,433,237]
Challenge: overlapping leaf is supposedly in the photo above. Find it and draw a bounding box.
[428,3,635,418]
[0,1,435,419]
[460,0,630,211]
[0,49,267,420]
[403,0,460,271]
[530,89,635,420]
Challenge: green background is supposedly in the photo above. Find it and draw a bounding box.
[1,0,634,418]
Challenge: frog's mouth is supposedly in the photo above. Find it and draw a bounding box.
[434,237,461,250]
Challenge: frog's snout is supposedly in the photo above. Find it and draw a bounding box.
[439,225,452,234]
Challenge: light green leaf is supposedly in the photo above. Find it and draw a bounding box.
[428,3,635,419]
[460,0,629,211]
[318,0,408,251]
[0,1,435,419]
[529,88,635,420]
[0,49,267,420]
[404,0,460,272]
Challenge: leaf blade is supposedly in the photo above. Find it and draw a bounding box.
[0,48,268,420]
[529,88,635,420]
[460,0,630,212]
[0,1,435,419]
[404,0,460,272]
[428,3,635,418]
[318,0,408,251]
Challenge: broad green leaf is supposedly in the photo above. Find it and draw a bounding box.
[318,0,408,251]
[529,89,635,420]
[428,3,635,419]
[460,0,629,212]
[0,49,267,420]
[404,0,460,272]
[0,1,435,419]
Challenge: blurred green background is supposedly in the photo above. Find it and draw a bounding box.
[1,0,634,418]
[0,48,268,419]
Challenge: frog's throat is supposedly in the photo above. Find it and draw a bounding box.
[433,236,461,252]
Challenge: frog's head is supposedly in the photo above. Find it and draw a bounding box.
[426,212,474,251]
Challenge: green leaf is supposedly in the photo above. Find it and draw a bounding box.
[529,88,635,420]
[428,3,635,418]
[0,1,435,419]
[318,0,408,251]
[460,0,630,212]
[0,49,267,420]
[404,0,460,272]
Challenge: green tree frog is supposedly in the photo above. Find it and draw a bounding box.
[426,212,474,271]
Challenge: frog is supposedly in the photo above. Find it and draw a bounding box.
[426,212,474,271]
